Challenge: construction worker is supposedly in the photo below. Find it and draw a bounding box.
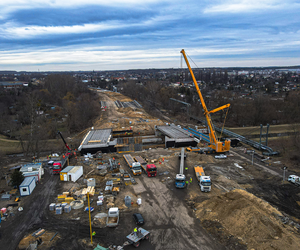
[92,231,96,236]
[185,167,188,171]
[185,180,189,187]
[134,227,138,236]
[190,177,192,183]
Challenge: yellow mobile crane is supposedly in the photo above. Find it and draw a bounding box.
[181,49,231,153]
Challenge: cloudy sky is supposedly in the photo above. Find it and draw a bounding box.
[0,0,300,71]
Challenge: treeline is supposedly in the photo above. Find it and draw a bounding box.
[121,81,300,127]
[121,81,300,163]
[0,74,99,155]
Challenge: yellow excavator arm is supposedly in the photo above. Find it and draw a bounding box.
[180,49,230,153]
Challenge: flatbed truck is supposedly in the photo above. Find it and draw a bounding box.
[122,227,150,248]
[134,156,157,177]
[52,154,69,174]
[123,154,142,176]
[95,227,150,249]
[175,148,186,188]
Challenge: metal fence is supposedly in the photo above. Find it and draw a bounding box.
[189,115,279,155]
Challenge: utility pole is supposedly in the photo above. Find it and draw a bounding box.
[283,166,287,183]
[87,192,93,244]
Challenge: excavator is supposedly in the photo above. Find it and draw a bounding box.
[180,49,231,153]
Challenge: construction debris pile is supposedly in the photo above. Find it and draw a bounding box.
[46,152,142,228]
[18,229,59,250]
[195,189,300,250]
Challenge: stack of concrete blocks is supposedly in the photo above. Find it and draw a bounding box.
[61,203,68,209]
[55,203,63,214]
[49,203,56,211]
[64,205,71,213]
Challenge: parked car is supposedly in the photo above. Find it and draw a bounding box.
[133,213,145,225]
[215,154,227,159]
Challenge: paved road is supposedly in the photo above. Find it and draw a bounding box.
[230,148,281,177]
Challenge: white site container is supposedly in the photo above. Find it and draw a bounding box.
[67,166,83,182]
[137,198,142,205]
[22,171,40,182]
[87,178,96,187]
[19,177,36,196]
[20,163,44,182]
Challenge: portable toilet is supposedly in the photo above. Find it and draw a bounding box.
[19,177,36,196]
[60,166,75,181]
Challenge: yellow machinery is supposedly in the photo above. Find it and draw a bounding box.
[181,49,231,153]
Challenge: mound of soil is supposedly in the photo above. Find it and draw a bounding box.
[195,189,300,250]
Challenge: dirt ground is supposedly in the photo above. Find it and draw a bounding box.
[93,91,165,135]
[1,90,300,250]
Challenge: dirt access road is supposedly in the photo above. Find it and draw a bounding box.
[0,167,58,250]
[0,158,223,250]
[132,175,225,250]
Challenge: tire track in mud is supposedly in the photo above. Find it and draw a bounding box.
[1,170,59,250]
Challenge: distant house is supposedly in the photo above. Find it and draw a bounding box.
[0,81,28,89]
[112,77,126,81]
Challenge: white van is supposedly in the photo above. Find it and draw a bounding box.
[288,175,299,184]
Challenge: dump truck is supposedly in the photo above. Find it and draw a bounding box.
[106,207,119,227]
[123,154,142,176]
[134,156,157,177]
[52,154,69,174]
[175,148,186,188]
[194,166,211,192]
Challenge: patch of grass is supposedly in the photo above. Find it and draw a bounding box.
[0,136,67,155]
[0,135,23,154]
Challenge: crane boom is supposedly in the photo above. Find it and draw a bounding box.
[57,131,71,151]
[180,49,231,153]
[208,103,230,114]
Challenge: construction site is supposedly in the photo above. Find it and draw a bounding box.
[1,54,300,250]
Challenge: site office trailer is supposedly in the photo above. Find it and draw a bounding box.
[22,163,44,177]
[60,166,75,181]
[60,166,83,182]
[22,171,39,182]
[67,166,83,182]
[19,176,36,196]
